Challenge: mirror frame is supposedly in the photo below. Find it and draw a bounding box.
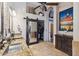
[26,17,39,46]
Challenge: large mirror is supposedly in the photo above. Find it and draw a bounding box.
[26,18,39,46]
[28,21,37,43]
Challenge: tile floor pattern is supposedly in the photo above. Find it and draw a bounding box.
[29,42,68,56]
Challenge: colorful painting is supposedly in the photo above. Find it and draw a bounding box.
[59,7,73,31]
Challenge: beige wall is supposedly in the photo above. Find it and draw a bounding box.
[0,3,1,33]
[4,3,10,37]
[73,3,79,56]
[10,2,45,40]
[73,3,79,41]
[12,3,26,39]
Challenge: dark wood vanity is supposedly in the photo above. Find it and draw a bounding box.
[55,34,73,56]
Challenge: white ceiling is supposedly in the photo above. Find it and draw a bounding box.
[26,2,41,7]
[7,2,41,10]
[7,2,26,10]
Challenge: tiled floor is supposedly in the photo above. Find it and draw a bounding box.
[2,34,68,56]
[3,39,32,56]
[29,42,68,56]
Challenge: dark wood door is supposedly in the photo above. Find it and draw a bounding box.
[38,20,44,41]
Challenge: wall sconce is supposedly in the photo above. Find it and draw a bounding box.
[13,10,16,16]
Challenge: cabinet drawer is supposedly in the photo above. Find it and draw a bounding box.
[55,34,73,56]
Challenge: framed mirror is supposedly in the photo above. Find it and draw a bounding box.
[26,18,39,46]
[29,22,37,43]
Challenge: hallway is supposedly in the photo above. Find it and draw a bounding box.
[0,2,79,56]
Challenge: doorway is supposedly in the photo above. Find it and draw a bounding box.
[50,23,53,42]
[38,20,44,42]
[49,21,53,42]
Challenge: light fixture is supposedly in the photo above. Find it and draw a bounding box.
[13,10,16,16]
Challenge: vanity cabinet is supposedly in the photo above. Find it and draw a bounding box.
[55,34,73,56]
